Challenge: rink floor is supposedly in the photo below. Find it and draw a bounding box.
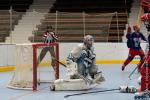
[0,64,140,100]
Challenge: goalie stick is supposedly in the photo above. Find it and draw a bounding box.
[64,85,138,98]
[64,88,119,98]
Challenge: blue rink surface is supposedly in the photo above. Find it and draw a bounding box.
[0,64,140,100]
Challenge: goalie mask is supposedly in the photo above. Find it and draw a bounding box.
[83,35,94,49]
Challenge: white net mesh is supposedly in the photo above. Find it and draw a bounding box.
[7,43,58,90]
[8,44,33,89]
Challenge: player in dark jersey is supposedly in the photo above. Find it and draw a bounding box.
[122,25,147,71]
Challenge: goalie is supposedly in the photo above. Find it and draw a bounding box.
[50,35,105,91]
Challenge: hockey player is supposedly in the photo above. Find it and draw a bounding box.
[134,12,150,99]
[121,25,147,71]
[121,25,133,71]
[50,35,105,91]
[139,12,150,91]
[139,40,150,92]
[37,26,58,70]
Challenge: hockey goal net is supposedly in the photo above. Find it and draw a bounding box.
[7,43,59,91]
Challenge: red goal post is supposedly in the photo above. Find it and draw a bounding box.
[32,42,59,91]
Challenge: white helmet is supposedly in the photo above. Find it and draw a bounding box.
[83,35,94,48]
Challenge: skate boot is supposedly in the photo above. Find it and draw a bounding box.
[134,91,150,100]
[50,84,55,91]
[121,65,125,71]
[92,71,105,84]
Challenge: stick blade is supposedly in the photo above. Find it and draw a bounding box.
[64,95,70,98]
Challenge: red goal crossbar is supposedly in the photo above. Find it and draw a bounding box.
[32,42,59,91]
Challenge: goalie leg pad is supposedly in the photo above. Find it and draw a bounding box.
[51,79,91,91]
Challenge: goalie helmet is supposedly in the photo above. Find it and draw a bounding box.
[83,35,94,49]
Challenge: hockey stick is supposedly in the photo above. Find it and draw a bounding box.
[128,54,147,80]
[128,66,138,80]
[53,58,67,68]
[64,88,119,98]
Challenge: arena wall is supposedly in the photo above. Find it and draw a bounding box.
[0,43,147,71]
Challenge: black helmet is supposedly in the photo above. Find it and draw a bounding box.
[47,25,53,29]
